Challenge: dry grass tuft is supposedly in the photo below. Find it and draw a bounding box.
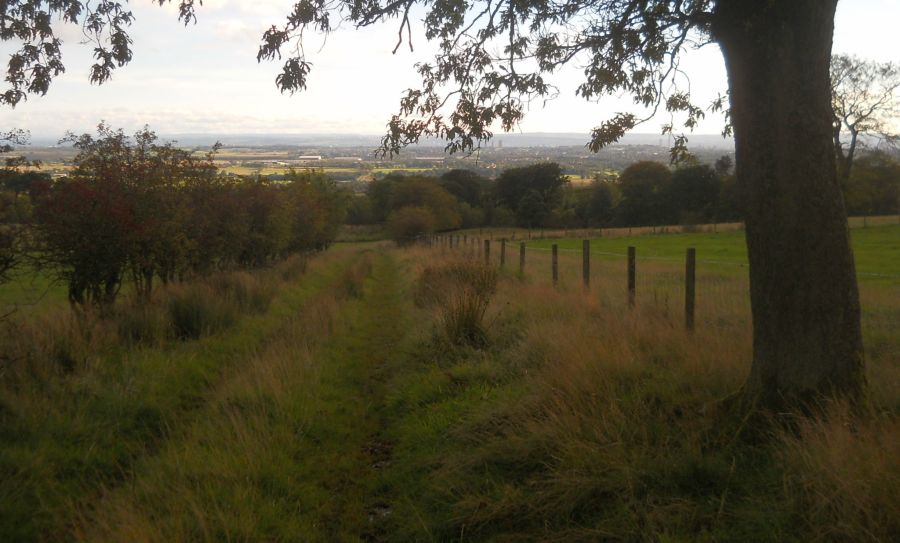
[415,257,498,347]
[779,407,900,542]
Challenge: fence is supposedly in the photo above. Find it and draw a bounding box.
[451,214,899,242]
[426,234,755,332]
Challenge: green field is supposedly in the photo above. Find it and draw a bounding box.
[522,224,900,279]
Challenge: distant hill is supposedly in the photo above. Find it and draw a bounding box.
[28,132,733,150]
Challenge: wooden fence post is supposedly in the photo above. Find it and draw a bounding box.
[500,239,506,268]
[552,244,559,287]
[582,239,590,290]
[484,239,491,266]
[685,248,696,331]
[519,242,526,276]
[628,246,636,307]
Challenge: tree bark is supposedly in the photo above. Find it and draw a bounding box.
[712,0,865,409]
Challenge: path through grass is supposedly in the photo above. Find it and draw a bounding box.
[62,251,413,541]
[3,240,897,541]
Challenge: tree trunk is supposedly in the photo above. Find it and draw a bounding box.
[712,0,865,409]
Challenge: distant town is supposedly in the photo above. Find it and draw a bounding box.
[17,132,736,185]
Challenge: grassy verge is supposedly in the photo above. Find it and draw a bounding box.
[376,246,898,541]
[0,249,363,541]
[72,251,409,541]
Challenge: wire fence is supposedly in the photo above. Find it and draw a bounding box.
[425,231,899,336]
[425,234,757,331]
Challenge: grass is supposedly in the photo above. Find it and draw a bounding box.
[375,245,898,541]
[1,225,897,541]
[0,249,366,541]
[0,264,68,313]
[73,252,383,542]
[522,223,900,278]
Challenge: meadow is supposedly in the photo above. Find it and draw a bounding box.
[0,224,897,541]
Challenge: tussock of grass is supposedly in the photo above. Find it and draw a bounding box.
[336,251,375,299]
[278,253,309,282]
[75,296,345,542]
[415,258,498,347]
[167,283,239,339]
[779,407,900,542]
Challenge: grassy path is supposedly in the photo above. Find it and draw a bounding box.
[69,250,413,541]
[5,243,898,541]
[0,250,364,541]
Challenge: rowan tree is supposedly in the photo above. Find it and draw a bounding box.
[0,0,867,407]
[284,170,349,252]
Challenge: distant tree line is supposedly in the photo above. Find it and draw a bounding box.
[0,125,347,309]
[349,152,898,243]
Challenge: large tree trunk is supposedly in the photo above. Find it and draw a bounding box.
[712,0,865,409]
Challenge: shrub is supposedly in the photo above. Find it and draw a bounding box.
[415,259,498,347]
[387,206,437,245]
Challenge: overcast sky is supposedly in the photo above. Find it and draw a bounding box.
[2,0,898,141]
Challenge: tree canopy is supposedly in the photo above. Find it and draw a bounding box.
[2,0,718,153]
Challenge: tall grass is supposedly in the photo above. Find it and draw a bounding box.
[779,406,900,542]
[0,251,351,542]
[70,251,380,542]
[2,237,895,541]
[382,244,899,542]
[415,258,498,347]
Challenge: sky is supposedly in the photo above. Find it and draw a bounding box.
[2,0,899,141]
